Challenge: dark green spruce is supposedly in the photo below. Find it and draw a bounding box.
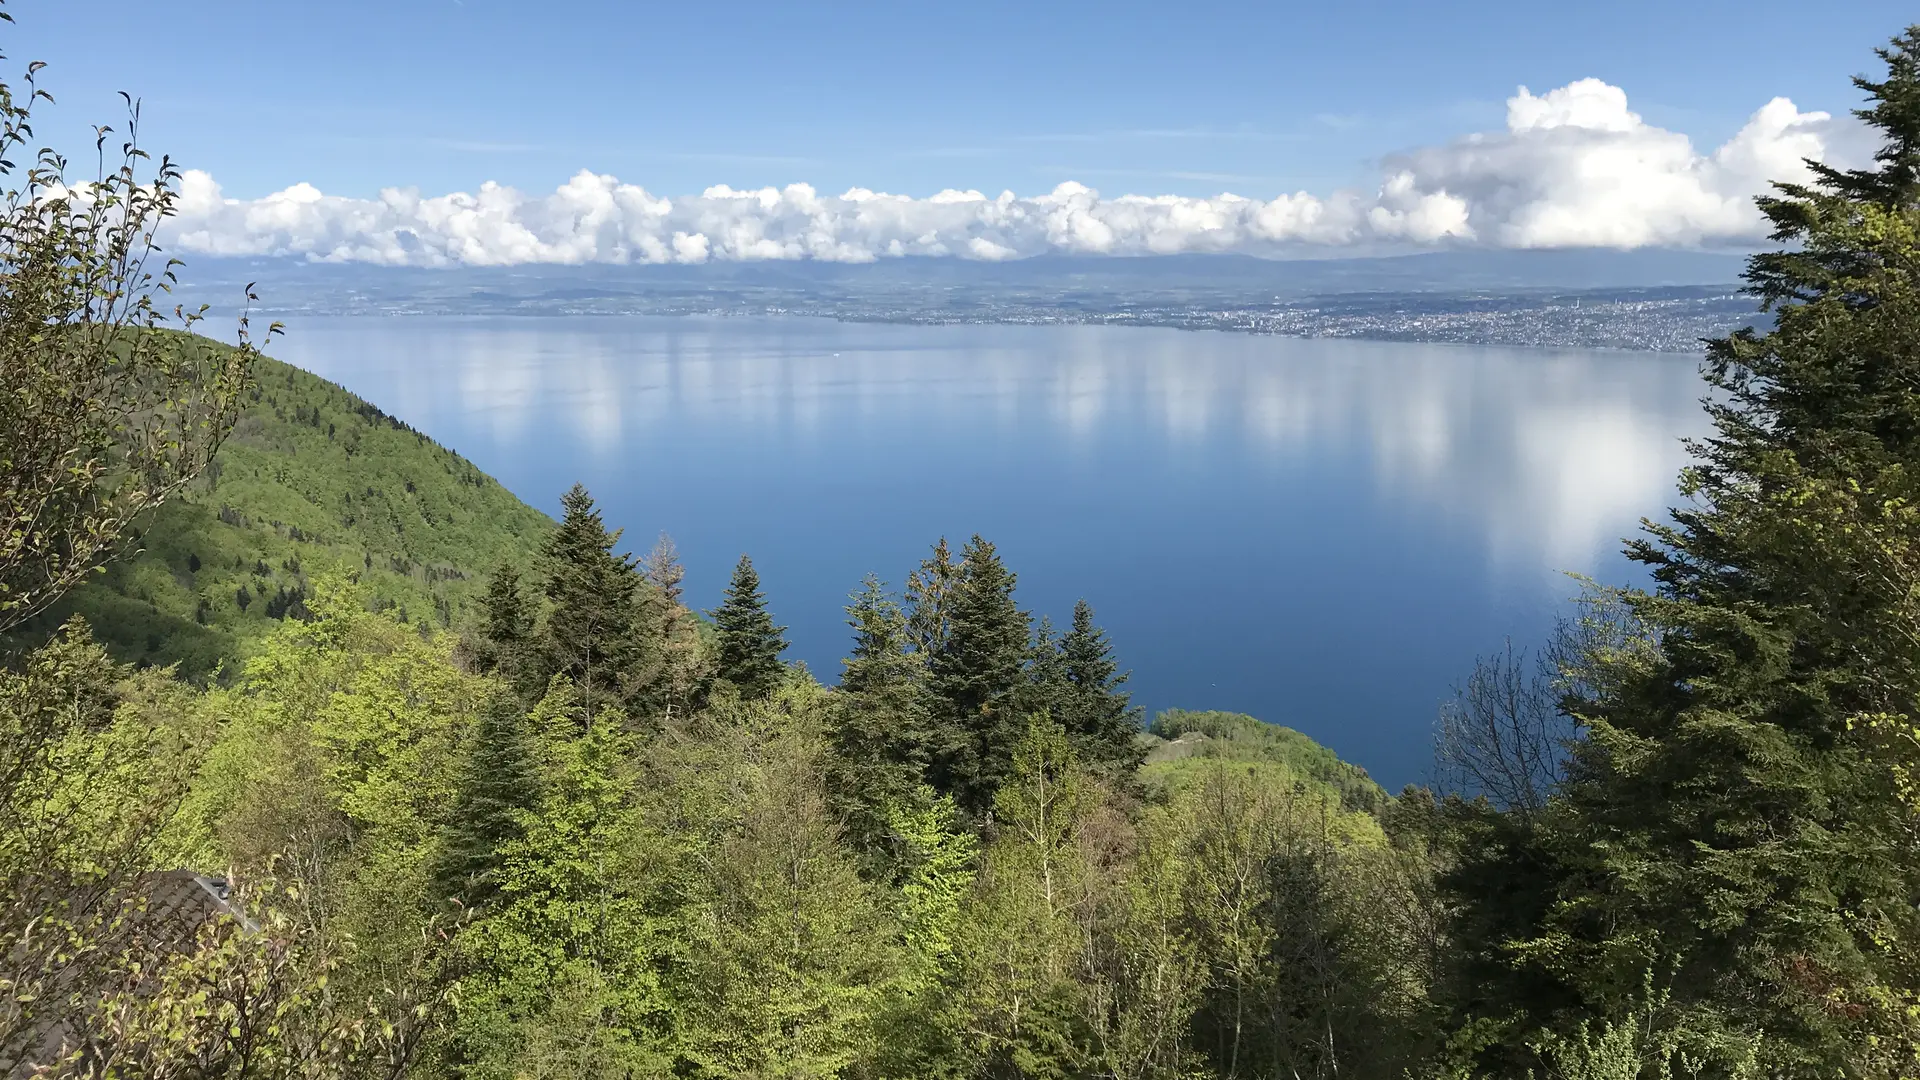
[925,535,1031,815]
[429,693,540,908]
[712,554,788,699]
[1057,599,1145,779]
[473,562,540,698]
[536,484,652,720]
[826,575,939,856]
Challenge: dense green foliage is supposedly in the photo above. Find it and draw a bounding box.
[1418,29,1920,1079]
[7,353,554,679]
[1146,709,1388,813]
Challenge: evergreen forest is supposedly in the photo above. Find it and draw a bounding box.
[11,15,1920,1080]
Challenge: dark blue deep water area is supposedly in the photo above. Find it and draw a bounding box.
[270,315,1710,789]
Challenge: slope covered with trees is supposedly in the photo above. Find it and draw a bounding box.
[6,350,554,678]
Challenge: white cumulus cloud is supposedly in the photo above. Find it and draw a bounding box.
[164,79,1863,266]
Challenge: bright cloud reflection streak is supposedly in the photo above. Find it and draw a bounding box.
[268,316,1707,580]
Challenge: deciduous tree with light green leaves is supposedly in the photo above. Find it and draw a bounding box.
[452,681,667,1079]
[946,716,1102,1079]
[0,3,274,635]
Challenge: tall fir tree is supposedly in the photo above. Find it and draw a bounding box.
[430,692,541,908]
[829,576,940,855]
[538,484,654,723]
[1058,599,1146,780]
[843,575,919,698]
[1017,613,1079,754]
[474,561,540,697]
[927,535,1034,815]
[482,563,533,657]
[712,554,789,699]
[905,537,958,658]
[1449,30,1920,1077]
[1024,614,1068,713]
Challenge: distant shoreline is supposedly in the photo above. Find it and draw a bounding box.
[242,289,1751,355]
[171,250,1760,354]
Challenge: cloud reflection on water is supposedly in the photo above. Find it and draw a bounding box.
[275,315,1709,582]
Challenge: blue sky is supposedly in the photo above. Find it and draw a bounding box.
[18,0,1912,201]
[6,1,1912,266]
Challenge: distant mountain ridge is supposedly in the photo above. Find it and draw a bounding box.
[165,249,1757,353]
[179,247,1749,303]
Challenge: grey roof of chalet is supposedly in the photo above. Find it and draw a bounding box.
[8,871,256,1076]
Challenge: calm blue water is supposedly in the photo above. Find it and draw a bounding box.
[269,315,1709,789]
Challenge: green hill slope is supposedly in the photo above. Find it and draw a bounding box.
[1141,708,1389,813]
[10,344,553,678]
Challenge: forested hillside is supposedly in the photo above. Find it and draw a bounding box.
[1146,709,1387,812]
[6,348,553,678]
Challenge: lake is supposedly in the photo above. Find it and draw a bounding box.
[268,315,1711,789]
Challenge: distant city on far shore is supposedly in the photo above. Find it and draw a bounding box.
[180,248,1761,354]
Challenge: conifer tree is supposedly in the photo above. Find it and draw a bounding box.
[537,484,651,722]
[430,692,540,907]
[1024,614,1069,717]
[905,537,958,658]
[927,535,1033,815]
[454,684,664,1075]
[1454,30,1920,1076]
[829,576,939,854]
[712,554,788,699]
[483,563,533,650]
[638,532,686,608]
[638,532,708,721]
[1058,600,1146,779]
[475,561,538,693]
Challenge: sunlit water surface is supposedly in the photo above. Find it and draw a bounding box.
[269,315,1711,788]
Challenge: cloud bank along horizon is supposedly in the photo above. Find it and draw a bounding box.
[166,79,1869,267]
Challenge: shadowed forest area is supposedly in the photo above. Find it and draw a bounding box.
[11,13,1920,1080]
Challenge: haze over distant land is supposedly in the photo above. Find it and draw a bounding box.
[186,248,1760,353]
[159,68,1802,355]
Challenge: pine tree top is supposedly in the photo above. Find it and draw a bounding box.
[1809,26,1920,207]
[482,562,531,645]
[1747,28,1920,313]
[713,554,789,698]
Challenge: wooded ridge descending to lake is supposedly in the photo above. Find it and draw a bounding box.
[5,351,555,679]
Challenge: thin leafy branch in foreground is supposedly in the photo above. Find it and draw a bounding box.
[0,0,275,634]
